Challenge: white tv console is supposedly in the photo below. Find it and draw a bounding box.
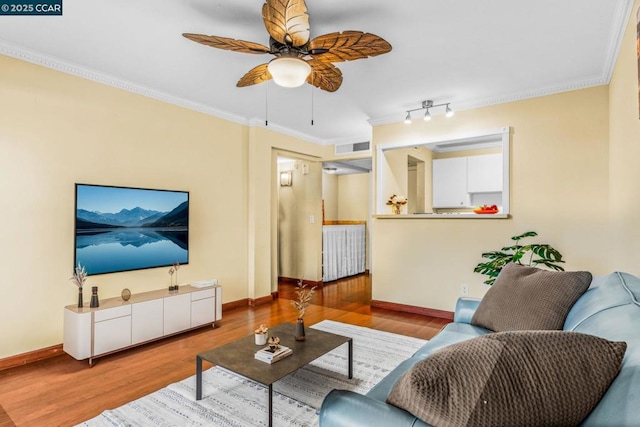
[63,285,222,365]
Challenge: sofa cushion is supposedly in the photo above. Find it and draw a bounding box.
[387,330,626,427]
[367,323,492,403]
[471,263,591,331]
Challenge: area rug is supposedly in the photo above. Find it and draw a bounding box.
[80,320,427,426]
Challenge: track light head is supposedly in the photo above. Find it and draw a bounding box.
[423,109,431,121]
[445,104,454,118]
[404,112,412,124]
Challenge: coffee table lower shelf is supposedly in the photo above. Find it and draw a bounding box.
[195,322,353,427]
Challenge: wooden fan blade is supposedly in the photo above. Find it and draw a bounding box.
[183,34,271,54]
[262,0,310,47]
[309,31,392,63]
[237,63,272,87]
[306,60,343,92]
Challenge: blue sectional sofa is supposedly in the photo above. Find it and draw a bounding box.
[319,272,640,426]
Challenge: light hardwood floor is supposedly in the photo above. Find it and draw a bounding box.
[0,275,449,426]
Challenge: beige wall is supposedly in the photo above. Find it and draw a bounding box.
[609,0,640,272]
[372,86,610,311]
[278,160,323,280]
[322,172,339,221]
[0,55,324,359]
[0,55,249,358]
[338,173,370,221]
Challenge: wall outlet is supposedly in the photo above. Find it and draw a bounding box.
[461,283,469,295]
[309,215,315,224]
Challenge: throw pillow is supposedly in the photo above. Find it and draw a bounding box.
[387,331,626,427]
[471,263,591,331]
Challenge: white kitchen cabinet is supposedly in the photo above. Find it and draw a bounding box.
[467,153,503,193]
[63,285,222,364]
[432,157,469,208]
[132,299,164,345]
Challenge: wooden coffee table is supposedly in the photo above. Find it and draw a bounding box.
[196,322,353,426]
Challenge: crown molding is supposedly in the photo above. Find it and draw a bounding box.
[369,77,610,127]
[247,119,326,145]
[0,40,344,146]
[602,0,634,82]
[369,0,633,128]
[246,120,371,146]
[369,77,609,127]
[0,40,251,127]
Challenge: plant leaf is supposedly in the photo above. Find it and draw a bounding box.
[511,231,537,241]
[481,251,510,259]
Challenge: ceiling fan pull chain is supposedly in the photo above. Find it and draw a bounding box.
[265,81,269,127]
[311,86,314,126]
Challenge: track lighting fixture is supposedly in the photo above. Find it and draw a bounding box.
[404,100,454,124]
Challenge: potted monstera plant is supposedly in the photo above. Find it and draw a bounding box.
[474,231,565,285]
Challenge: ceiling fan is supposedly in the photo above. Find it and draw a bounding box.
[183,0,392,92]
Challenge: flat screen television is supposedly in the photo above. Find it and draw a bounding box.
[74,184,189,275]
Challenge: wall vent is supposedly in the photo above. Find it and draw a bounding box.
[335,141,371,155]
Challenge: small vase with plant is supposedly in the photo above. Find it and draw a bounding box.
[386,194,407,215]
[291,279,316,341]
[474,231,565,285]
[70,263,88,308]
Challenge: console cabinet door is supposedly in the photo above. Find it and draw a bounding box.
[191,289,215,327]
[163,293,191,335]
[132,299,164,344]
[93,306,132,356]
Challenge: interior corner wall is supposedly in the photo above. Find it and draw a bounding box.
[372,86,610,312]
[608,0,640,271]
[247,127,326,299]
[0,54,251,359]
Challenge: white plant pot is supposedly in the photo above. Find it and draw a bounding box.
[255,333,267,345]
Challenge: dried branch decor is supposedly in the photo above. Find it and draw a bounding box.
[70,263,87,288]
[291,279,316,319]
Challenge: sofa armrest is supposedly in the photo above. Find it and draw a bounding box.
[319,389,428,427]
[453,297,482,324]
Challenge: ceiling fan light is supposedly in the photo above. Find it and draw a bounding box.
[445,104,454,118]
[268,57,311,88]
[404,112,412,124]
